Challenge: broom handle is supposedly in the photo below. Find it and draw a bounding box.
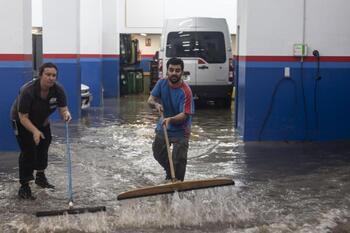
[65,122,73,203]
[161,113,176,181]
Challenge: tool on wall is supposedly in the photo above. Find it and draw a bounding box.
[258,76,297,141]
[312,50,321,135]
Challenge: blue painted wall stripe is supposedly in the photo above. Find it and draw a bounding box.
[0,61,32,68]
[102,57,120,98]
[81,59,103,106]
[238,60,350,141]
[0,61,33,151]
[245,61,350,68]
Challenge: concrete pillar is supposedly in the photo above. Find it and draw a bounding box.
[237,0,350,141]
[0,0,32,151]
[102,0,120,98]
[80,0,103,106]
[43,0,81,119]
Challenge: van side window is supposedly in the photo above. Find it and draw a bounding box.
[166,31,226,63]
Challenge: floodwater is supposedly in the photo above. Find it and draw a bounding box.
[1,95,350,233]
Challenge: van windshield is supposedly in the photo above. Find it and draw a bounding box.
[166,31,226,63]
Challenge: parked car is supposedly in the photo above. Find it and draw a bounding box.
[81,83,93,109]
[159,17,234,107]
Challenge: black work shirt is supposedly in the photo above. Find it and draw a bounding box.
[11,79,67,128]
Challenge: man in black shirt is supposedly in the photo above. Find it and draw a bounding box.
[11,62,72,199]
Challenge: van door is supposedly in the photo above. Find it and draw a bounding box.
[165,31,197,87]
[195,32,227,85]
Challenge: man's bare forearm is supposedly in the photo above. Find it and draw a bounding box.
[148,95,160,108]
[168,112,187,124]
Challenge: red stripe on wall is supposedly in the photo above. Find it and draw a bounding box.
[314,56,350,62]
[101,54,120,58]
[141,54,154,58]
[43,54,79,59]
[81,54,121,59]
[80,54,102,58]
[237,56,350,62]
[0,54,32,61]
[238,56,300,62]
[43,54,120,59]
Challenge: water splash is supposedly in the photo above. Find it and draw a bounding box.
[2,96,350,232]
[114,187,254,229]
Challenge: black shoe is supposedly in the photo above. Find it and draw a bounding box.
[35,173,55,189]
[18,184,36,200]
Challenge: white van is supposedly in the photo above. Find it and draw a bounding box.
[159,17,234,107]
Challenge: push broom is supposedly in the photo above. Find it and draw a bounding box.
[117,112,234,200]
[36,122,106,217]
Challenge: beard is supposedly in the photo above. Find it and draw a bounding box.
[169,75,181,84]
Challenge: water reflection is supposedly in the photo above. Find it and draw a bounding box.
[1,95,350,233]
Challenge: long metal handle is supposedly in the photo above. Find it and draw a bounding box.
[161,113,176,181]
[65,122,73,203]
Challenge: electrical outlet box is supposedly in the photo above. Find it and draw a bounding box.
[284,67,290,78]
[293,44,308,57]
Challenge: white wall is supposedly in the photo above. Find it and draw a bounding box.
[43,0,80,54]
[32,0,238,33]
[33,0,237,42]
[80,0,102,54]
[102,0,119,54]
[238,0,303,56]
[32,0,42,27]
[237,0,350,56]
[248,0,303,56]
[0,0,32,54]
[236,0,247,56]
[121,0,237,34]
[125,0,163,29]
[164,0,236,32]
[305,0,350,56]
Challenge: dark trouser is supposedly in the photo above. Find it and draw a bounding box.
[152,132,189,181]
[13,120,52,185]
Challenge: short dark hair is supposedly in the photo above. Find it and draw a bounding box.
[39,62,58,76]
[166,57,184,71]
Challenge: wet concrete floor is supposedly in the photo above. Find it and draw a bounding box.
[0,95,350,233]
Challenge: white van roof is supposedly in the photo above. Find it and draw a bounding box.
[163,17,229,32]
[161,17,231,51]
